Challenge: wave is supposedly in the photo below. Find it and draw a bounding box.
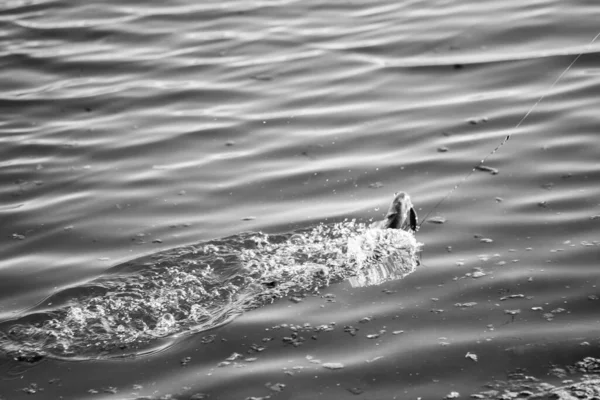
[0,220,420,361]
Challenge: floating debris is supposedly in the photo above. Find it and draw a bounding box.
[266,382,285,392]
[455,302,477,308]
[347,387,364,395]
[21,383,41,394]
[500,294,525,301]
[445,391,460,399]
[465,352,478,362]
[368,182,384,189]
[475,165,498,175]
[322,363,345,370]
[314,323,335,333]
[437,147,449,152]
[574,357,600,373]
[248,344,265,353]
[11,233,25,240]
[480,238,493,243]
[241,216,256,221]
[428,216,447,224]
[504,309,521,315]
[201,335,216,344]
[543,313,555,321]
[282,333,304,347]
[181,356,192,366]
[225,353,243,361]
[344,326,359,336]
[470,268,487,278]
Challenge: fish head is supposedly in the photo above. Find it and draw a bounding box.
[382,192,418,232]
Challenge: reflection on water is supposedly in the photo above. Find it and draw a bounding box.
[1,0,600,398]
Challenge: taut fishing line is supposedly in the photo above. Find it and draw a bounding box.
[419,31,600,227]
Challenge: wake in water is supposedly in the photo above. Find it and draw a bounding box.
[0,197,421,361]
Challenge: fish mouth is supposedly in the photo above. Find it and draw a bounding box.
[384,213,402,229]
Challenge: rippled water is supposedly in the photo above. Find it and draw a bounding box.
[1,0,600,399]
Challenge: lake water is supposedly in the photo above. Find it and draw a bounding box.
[1,0,600,399]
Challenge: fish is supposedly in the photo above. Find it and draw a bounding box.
[371,191,418,232]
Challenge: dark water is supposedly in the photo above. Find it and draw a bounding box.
[1,0,600,398]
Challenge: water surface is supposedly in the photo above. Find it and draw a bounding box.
[1,0,600,398]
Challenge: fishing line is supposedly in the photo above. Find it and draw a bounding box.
[419,31,600,227]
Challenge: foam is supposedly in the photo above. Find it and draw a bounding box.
[0,220,420,359]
